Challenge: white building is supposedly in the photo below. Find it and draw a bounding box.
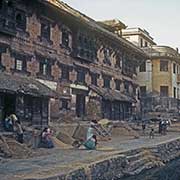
[122,27,156,48]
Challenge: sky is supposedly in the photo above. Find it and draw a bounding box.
[62,0,180,49]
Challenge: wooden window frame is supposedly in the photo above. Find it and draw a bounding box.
[160,60,168,72]
[160,86,169,97]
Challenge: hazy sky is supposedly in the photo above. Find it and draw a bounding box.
[62,0,180,49]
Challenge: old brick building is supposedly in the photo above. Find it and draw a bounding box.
[0,0,147,126]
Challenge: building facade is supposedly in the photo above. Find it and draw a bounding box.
[140,46,180,118]
[0,0,147,127]
[122,27,180,119]
[122,27,156,48]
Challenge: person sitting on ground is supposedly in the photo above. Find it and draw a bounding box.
[149,128,155,139]
[86,119,97,140]
[41,127,54,148]
[4,114,15,132]
[14,119,24,144]
[83,135,97,150]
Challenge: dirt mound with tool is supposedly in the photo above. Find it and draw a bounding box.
[0,135,32,159]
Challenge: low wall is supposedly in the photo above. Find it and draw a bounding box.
[26,138,180,180]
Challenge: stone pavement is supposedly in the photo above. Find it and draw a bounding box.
[1,132,180,180]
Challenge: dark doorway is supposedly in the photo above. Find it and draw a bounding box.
[102,100,112,120]
[76,94,85,117]
[4,94,16,119]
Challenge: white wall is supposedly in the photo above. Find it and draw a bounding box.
[137,59,152,93]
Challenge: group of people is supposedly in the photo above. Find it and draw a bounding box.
[4,114,24,144]
[4,114,98,150]
[40,120,98,150]
[4,114,55,149]
[159,119,170,135]
[141,118,171,139]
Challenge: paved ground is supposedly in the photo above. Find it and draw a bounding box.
[1,130,180,180]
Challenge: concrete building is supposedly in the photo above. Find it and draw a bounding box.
[122,27,156,48]
[122,27,180,119]
[0,0,147,128]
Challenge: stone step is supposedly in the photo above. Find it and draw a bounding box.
[124,159,154,176]
[129,162,154,176]
[125,149,141,156]
[126,151,145,162]
[127,157,148,172]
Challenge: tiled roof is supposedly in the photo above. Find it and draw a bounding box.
[43,0,148,58]
[0,73,57,98]
[89,85,136,103]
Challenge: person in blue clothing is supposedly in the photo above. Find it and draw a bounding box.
[83,135,97,150]
[4,114,17,132]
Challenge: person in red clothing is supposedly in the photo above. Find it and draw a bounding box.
[41,127,54,148]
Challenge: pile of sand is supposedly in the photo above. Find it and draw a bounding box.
[0,136,33,159]
[52,136,72,149]
[112,122,139,138]
[6,138,32,158]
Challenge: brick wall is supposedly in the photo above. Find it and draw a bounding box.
[0,0,141,121]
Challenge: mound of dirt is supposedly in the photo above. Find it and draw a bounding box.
[5,138,32,159]
[52,137,72,149]
[112,122,139,138]
[56,131,74,145]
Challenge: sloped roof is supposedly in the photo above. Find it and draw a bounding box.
[89,85,136,103]
[43,0,148,58]
[0,73,57,98]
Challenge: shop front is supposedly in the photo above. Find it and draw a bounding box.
[0,73,56,128]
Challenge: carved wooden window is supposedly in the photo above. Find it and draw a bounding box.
[41,21,50,40]
[103,49,111,65]
[139,61,146,72]
[39,59,51,76]
[12,52,30,73]
[160,86,168,97]
[91,73,98,86]
[15,59,23,71]
[103,75,111,89]
[77,69,86,84]
[61,65,69,80]
[115,79,121,91]
[115,59,121,69]
[62,29,69,48]
[160,60,168,72]
[76,32,96,62]
[124,81,129,93]
[15,11,26,31]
